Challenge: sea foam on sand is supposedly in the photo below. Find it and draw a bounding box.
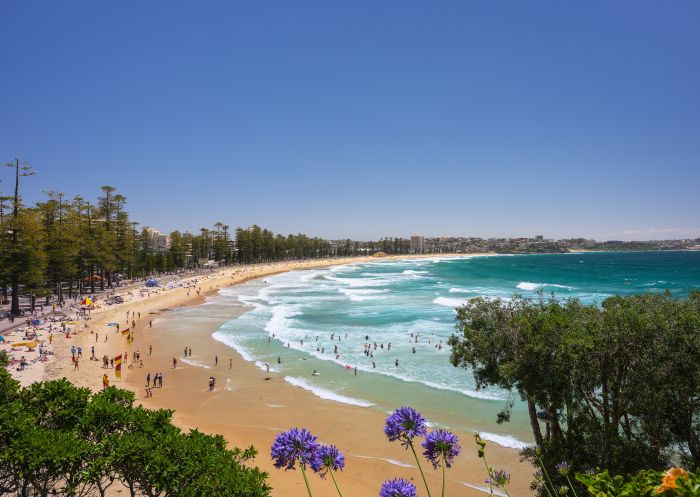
[283,376,374,408]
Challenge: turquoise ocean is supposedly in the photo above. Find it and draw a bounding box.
[192,251,700,449]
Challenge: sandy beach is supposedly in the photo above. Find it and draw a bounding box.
[31,255,534,497]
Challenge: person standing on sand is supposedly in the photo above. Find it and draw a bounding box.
[188,347,192,356]
[147,372,151,387]
[172,357,177,368]
[215,355,218,366]
[184,347,187,357]
[149,344,152,356]
[102,374,109,390]
[95,332,98,343]
[149,320,152,327]
[74,357,79,370]
[229,358,232,369]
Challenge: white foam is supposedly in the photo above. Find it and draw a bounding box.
[212,331,256,362]
[266,403,285,408]
[181,357,211,369]
[402,269,428,275]
[433,296,469,308]
[480,431,531,450]
[516,281,575,291]
[463,483,508,497]
[339,288,390,302]
[264,305,301,335]
[516,281,540,291]
[350,453,414,468]
[300,271,324,282]
[283,376,373,407]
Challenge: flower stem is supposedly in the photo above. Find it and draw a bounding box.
[534,452,556,497]
[441,455,445,497]
[330,470,345,497]
[481,458,494,495]
[299,463,314,497]
[409,440,433,497]
[501,483,513,497]
[565,473,579,497]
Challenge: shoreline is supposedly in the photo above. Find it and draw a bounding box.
[39,254,534,496]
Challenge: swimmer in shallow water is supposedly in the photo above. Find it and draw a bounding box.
[312,369,320,376]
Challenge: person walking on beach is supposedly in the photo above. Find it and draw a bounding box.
[188,347,192,356]
[184,347,187,357]
[102,374,109,390]
[95,332,99,343]
[149,344,152,356]
[229,358,232,369]
[74,357,79,370]
[146,372,151,387]
[215,355,218,366]
[149,320,152,327]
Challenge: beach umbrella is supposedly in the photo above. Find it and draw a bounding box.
[81,297,93,305]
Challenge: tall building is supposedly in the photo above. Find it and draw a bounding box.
[410,235,425,254]
[143,226,171,251]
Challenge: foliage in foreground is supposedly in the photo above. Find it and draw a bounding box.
[448,291,700,492]
[577,468,700,496]
[0,369,270,497]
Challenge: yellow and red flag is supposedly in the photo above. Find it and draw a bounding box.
[114,354,123,380]
[121,328,130,336]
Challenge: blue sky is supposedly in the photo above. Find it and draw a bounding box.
[1,1,698,241]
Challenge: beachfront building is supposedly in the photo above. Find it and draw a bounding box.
[143,226,171,252]
[410,236,425,254]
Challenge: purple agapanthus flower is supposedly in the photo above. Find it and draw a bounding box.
[556,461,571,476]
[271,428,319,470]
[384,407,427,447]
[379,478,418,497]
[421,429,461,469]
[491,469,510,488]
[310,444,345,478]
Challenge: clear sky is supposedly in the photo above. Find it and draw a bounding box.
[1,1,698,241]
